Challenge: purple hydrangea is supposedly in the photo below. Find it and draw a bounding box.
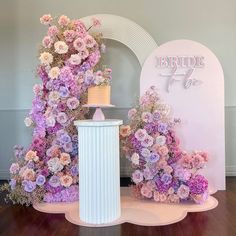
[187,175,208,194]
[70,165,79,176]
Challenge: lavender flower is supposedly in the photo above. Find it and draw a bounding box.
[48,175,61,188]
[23,180,36,193]
[36,175,46,186]
[187,175,208,194]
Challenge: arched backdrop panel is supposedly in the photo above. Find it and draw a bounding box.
[140,40,225,191]
[80,14,158,66]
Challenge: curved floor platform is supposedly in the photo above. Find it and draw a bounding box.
[33,187,218,227]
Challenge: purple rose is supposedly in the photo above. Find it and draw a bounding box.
[23,180,36,193]
[36,175,46,186]
[49,175,61,188]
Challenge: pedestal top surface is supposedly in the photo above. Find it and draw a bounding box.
[74,119,123,127]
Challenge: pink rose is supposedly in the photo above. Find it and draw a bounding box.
[141,184,153,198]
[58,15,70,27]
[158,145,169,156]
[42,36,53,48]
[47,26,59,38]
[92,17,101,27]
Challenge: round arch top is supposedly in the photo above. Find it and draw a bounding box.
[80,14,158,66]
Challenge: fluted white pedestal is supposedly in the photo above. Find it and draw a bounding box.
[74,119,123,225]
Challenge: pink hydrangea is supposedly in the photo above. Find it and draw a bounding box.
[73,38,85,51]
[42,36,53,48]
[47,26,59,38]
[63,30,76,42]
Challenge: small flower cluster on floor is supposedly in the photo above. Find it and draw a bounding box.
[120,86,209,204]
[4,14,111,205]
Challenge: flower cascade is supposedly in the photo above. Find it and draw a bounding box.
[120,86,209,204]
[4,14,111,205]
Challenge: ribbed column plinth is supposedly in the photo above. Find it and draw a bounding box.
[74,119,123,224]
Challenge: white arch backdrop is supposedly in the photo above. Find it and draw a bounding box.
[80,14,158,65]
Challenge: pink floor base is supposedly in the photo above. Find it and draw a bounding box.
[33,187,218,227]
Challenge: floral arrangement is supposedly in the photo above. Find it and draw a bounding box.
[1,14,111,205]
[120,86,209,204]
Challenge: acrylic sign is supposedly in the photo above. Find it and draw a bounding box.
[140,40,225,190]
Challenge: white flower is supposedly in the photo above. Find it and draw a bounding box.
[39,52,53,65]
[156,135,166,146]
[49,67,60,79]
[94,75,105,85]
[46,116,56,127]
[131,153,139,165]
[24,117,33,127]
[47,157,63,173]
[54,41,69,54]
[69,54,81,65]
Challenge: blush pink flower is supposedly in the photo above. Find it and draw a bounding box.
[63,30,76,42]
[60,175,73,187]
[78,48,89,59]
[120,125,131,137]
[40,14,53,25]
[66,97,80,110]
[22,168,36,181]
[47,25,59,38]
[191,191,209,204]
[92,17,101,27]
[128,108,137,119]
[25,150,37,161]
[158,145,169,156]
[134,129,147,141]
[181,152,193,169]
[58,15,70,27]
[141,112,153,123]
[42,36,53,48]
[132,170,143,184]
[56,112,68,124]
[73,38,86,51]
[141,135,154,147]
[60,153,71,165]
[192,153,206,169]
[141,184,153,198]
[84,35,96,48]
[177,184,190,199]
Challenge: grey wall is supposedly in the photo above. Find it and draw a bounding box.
[0,0,235,178]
